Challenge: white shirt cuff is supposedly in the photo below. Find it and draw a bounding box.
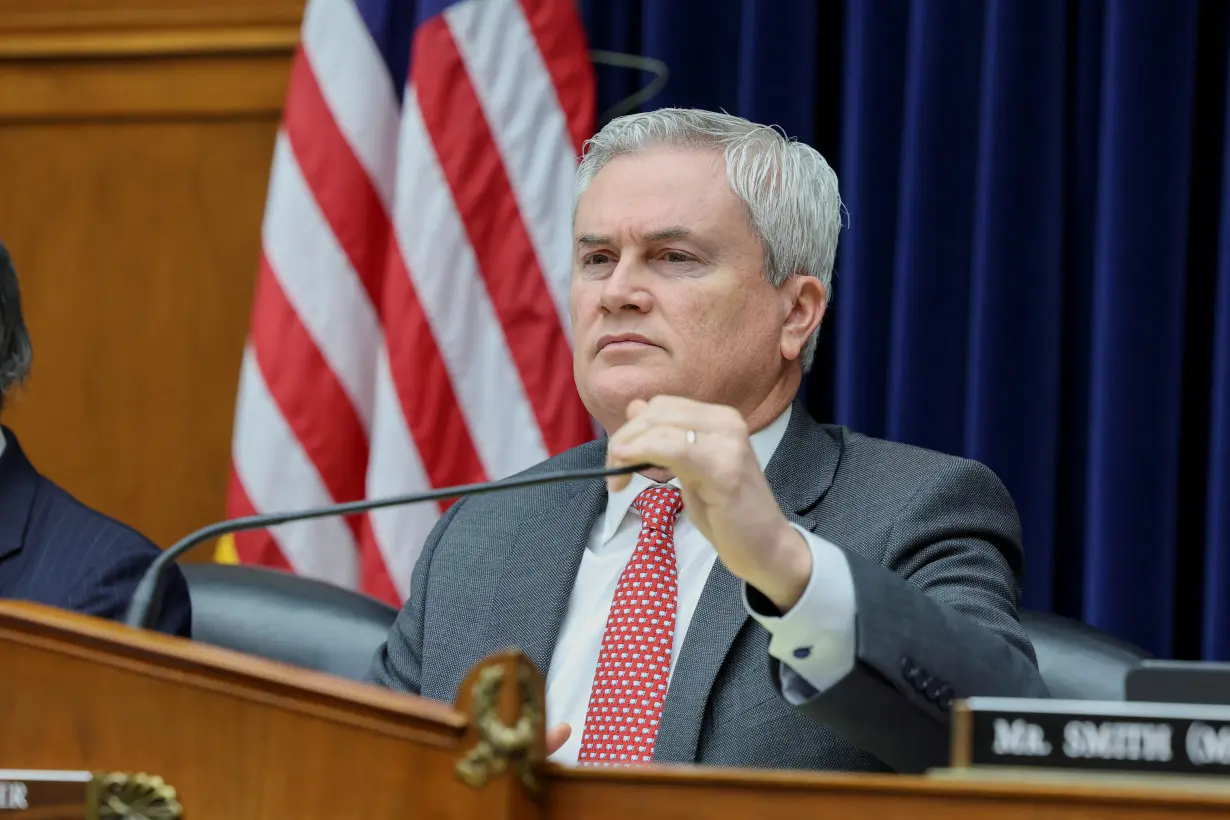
[742,525,857,701]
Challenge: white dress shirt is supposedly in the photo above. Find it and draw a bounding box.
[545,405,857,765]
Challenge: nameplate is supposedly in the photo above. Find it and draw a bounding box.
[951,697,1230,776]
[0,770,89,817]
[0,770,180,818]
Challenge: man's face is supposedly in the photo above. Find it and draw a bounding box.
[570,148,793,432]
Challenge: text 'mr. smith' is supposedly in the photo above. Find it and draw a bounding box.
[992,718,1174,762]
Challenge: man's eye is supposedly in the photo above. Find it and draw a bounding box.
[584,253,613,265]
[662,251,693,263]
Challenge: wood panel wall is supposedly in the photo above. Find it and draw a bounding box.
[0,0,303,557]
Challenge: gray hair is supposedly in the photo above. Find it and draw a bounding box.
[575,108,842,371]
[0,242,32,412]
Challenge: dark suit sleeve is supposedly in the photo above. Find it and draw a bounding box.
[66,534,192,638]
[767,458,1048,773]
[365,497,468,693]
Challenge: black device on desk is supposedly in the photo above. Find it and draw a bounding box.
[1127,660,1230,706]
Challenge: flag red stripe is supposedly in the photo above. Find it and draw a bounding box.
[412,17,593,456]
[250,255,369,525]
[283,51,389,310]
[518,0,596,155]
[227,466,294,570]
[380,245,490,491]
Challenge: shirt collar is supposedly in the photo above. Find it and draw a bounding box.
[599,403,794,545]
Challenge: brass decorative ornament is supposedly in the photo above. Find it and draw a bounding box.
[85,772,182,820]
[455,663,542,792]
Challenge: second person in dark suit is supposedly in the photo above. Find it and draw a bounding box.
[0,241,190,637]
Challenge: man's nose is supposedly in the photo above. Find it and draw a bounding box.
[599,259,651,313]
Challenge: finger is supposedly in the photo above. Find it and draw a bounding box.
[607,398,663,455]
[624,398,650,419]
[607,410,668,456]
[545,722,572,755]
[609,419,688,466]
[609,397,729,455]
[606,403,678,491]
[609,420,688,469]
[610,425,709,485]
[605,439,637,492]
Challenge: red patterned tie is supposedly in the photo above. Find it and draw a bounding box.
[577,484,684,766]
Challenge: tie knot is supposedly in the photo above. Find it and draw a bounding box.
[632,485,684,528]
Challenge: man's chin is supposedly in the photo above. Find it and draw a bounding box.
[582,366,682,422]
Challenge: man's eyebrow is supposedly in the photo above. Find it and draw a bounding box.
[575,227,718,254]
[642,226,696,243]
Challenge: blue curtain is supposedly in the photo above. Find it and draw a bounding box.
[579,0,1230,661]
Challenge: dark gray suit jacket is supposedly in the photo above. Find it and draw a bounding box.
[366,405,1048,773]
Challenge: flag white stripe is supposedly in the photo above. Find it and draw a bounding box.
[301,0,401,205]
[445,0,578,341]
[231,347,359,586]
[264,133,381,428]
[365,349,440,599]
[392,90,550,479]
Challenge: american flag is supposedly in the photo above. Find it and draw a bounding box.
[218,0,596,605]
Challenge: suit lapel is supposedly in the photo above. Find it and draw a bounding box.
[653,559,744,762]
[480,445,608,680]
[654,403,842,763]
[763,402,842,519]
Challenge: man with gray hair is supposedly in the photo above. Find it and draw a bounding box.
[368,108,1046,772]
[0,240,190,636]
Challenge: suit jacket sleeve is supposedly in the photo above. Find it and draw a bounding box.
[768,457,1048,773]
[365,497,468,693]
[66,537,192,638]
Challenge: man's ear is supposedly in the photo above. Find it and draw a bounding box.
[781,275,826,363]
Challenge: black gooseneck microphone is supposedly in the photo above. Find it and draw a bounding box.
[123,462,653,630]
